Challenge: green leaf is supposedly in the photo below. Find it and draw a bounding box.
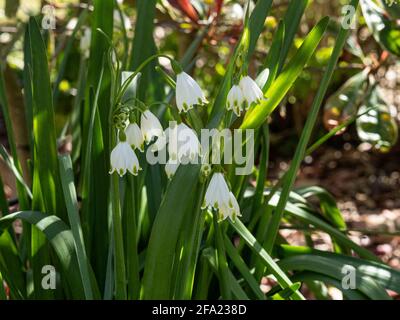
[248,0,273,58]
[214,218,232,299]
[223,233,265,300]
[356,86,398,151]
[265,193,379,261]
[260,21,285,91]
[0,231,25,299]
[242,17,330,129]
[290,271,368,300]
[270,282,301,300]
[229,219,305,300]
[279,0,309,72]
[59,155,94,300]
[361,0,400,56]
[130,0,160,101]
[0,211,101,299]
[0,145,32,199]
[279,245,400,294]
[25,17,67,299]
[0,67,29,209]
[202,247,249,300]
[295,186,347,231]
[25,17,66,218]
[172,184,206,299]
[142,164,201,299]
[53,9,88,106]
[0,271,6,299]
[323,71,368,131]
[278,253,392,300]
[84,0,113,289]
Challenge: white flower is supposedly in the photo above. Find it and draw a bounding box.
[226,85,245,116]
[165,123,201,163]
[176,72,207,113]
[80,28,91,58]
[202,173,241,220]
[109,141,141,177]
[176,123,201,163]
[141,110,164,144]
[165,159,180,179]
[125,123,144,152]
[239,76,264,108]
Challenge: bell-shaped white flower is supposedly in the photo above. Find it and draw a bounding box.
[165,159,180,179]
[176,123,201,163]
[80,28,91,58]
[141,110,164,144]
[239,76,264,108]
[165,123,201,163]
[109,141,141,177]
[176,72,207,113]
[202,173,241,220]
[226,85,245,116]
[125,123,144,152]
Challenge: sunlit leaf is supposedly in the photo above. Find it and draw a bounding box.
[361,0,400,56]
[356,86,398,151]
[323,71,367,132]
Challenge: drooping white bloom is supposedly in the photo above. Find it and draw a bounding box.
[164,122,201,163]
[80,28,91,58]
[226,85,245,116]
[175,123,201,163]
[141,110,164,144]
[176,72,207,113]
[165,159,180,179]
[239,76,264,108]
[109,141,141,177]
[202,173,241,220]
[125,123,144,152]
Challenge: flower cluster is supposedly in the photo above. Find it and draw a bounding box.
[109,110,163,177]
[226,76,264,116]
[110,68,248,220]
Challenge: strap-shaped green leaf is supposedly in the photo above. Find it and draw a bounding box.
[142,164,201,299]
[0,211,100,299]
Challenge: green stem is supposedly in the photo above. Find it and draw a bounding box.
[213,217,231,299]
[110,146,127,299]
